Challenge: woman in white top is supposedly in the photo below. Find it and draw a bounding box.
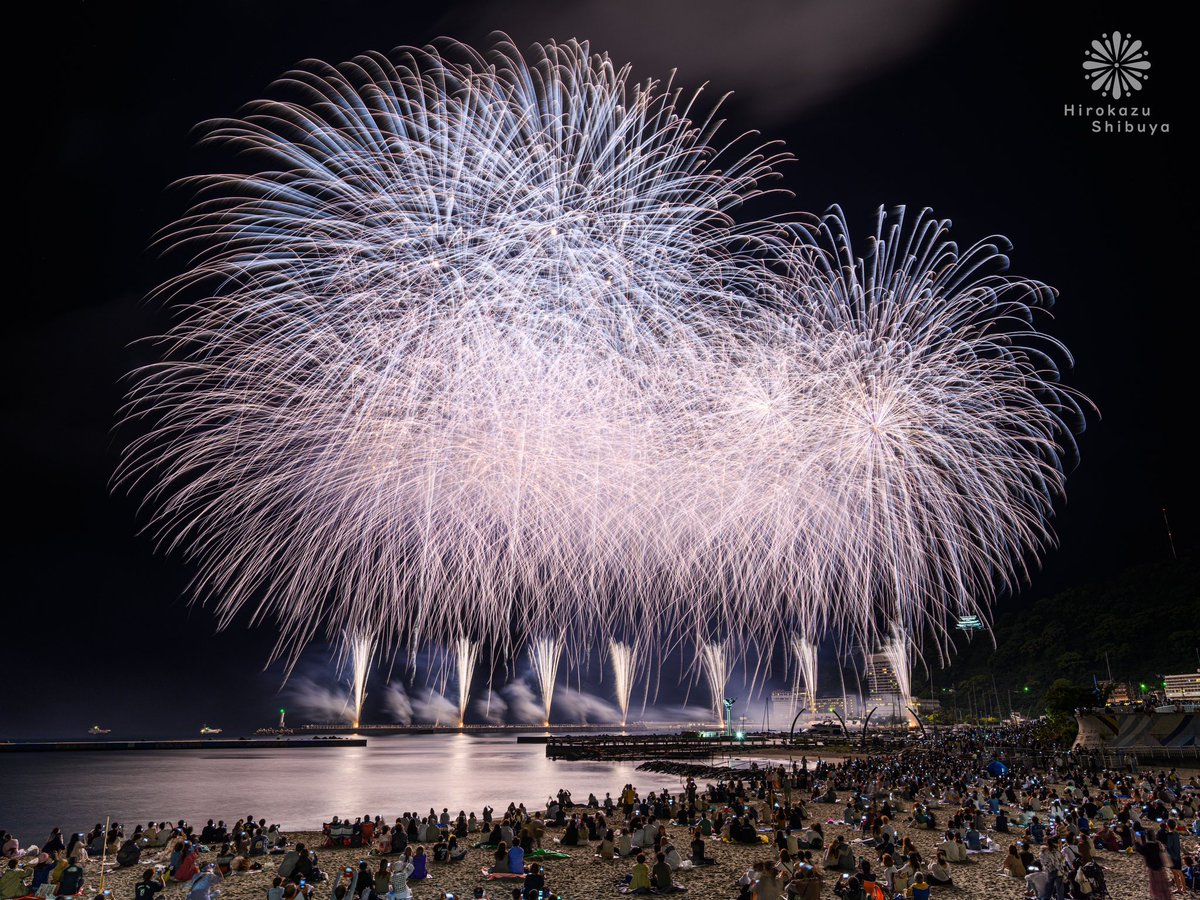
[388,854,414,899]
[928,853,953,885]
[617,829,634,858]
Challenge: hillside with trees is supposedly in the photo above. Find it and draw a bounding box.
[910,551,1199,725]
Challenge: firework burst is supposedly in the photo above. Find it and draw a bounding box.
[118,39,1086,694]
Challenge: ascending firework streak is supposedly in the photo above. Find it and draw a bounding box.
[344,628,376,729]
[878,628,914,725]
[530,636,563,726]
[700,642,729,729]
[609,640,635,727]
[117,38,1087,678]
[791,637,818,719]
[454,637,478,728]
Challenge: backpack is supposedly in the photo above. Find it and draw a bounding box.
[1074,867,1092,895]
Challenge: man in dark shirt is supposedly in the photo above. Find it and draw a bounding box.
[59,858,85,896]
[652,852,674,892]
[351,861,372,898]
[44,830,66,858]
[134,868,165,900]
[521,863,545,898]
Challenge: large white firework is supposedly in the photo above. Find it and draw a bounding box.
[118,38,1085,696]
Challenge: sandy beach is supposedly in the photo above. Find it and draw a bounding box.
[56,787,1165,900]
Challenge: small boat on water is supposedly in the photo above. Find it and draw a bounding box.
[88,725,111,735]
[200,724,223,735]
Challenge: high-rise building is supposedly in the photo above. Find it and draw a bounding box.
[866,653,901,697]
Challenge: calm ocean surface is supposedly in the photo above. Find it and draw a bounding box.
[2,734,654,841]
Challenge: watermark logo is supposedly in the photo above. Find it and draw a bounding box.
[1064,31,1168,135]
[1082,32,1150,100]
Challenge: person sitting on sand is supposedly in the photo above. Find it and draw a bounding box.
[135,866,166,900]
[348,860,372,898]
[880,853,905,894]
[187,864,223,900]
[29,852,55,894]
[905,872,931,900]
[389,851,414,897]
[521,863,545,898]
[506,841,524,875]
[58,856,86,896]
[938,833,966,863]
[801,823,823,851]
[293,846,320,885]
[965,825,983,851]
[1002,843,1026,879]
[662,841,682,871]
[628,852,652,894]
[826,836,855,871]
[690,831,713,866]
[0,861,28,900]
[617,828,634,858]
[652,854,681,897]
[489,842,510,874]
[561,820,581,847]
[409,846,428,882]
[831,874,864,900]
[599,829,616,860]
[927,851,952,885]
[174,843,200,882]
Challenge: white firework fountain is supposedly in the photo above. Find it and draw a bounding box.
[700,642,729,730]
[879,627,914,725]
[454,636,479,728]
[791,636,819,719]
[344,628,376,729]
[530,636,563,726]
[609,639,635,727]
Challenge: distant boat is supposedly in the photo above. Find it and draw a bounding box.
[200,725,223,735]
[88,725,111,735]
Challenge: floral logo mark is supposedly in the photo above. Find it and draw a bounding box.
[1083,32,1150,100]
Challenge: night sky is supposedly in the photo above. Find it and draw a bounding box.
[7,2,1191,739]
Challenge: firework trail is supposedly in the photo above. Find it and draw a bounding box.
[699,642,729,729]
[609,639,636,727]
[344,627,376,729]
[116,38,1087,681]
[530,636,563,726]
[790,636,818,718]
[454,636,479,727]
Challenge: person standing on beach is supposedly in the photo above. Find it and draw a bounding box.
[1038,837,1066,900]
[1135,835,1174,900]
[1159,820,1185,893]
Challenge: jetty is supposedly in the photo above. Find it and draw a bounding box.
[544,732,824,761]
[0,737,366,753]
